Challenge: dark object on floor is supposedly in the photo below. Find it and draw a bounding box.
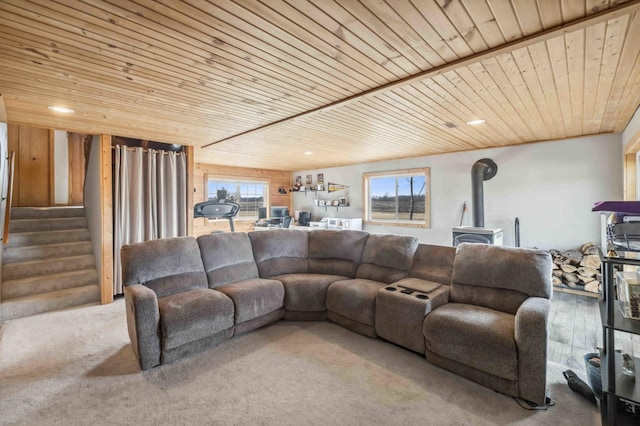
[563,369,597,406]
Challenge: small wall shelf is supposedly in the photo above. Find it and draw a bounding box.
[294,190,322,197]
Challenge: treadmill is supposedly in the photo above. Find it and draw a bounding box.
[193,201,241,231]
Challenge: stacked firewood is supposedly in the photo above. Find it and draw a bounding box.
[549,242,601,293]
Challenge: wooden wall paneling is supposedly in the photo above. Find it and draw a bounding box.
[68,133,86,205]
[7,124,19,206]
[100,134,113,304]
[48,129,54,206]
[3,152,15,246]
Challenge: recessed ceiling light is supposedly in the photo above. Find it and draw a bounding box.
[466,119,486,126]
[48,105,75,113]
[303,151,313,155]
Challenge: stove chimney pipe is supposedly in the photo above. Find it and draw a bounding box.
[471,158,498,228]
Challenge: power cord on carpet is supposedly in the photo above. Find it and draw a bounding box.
[513,396,555,410]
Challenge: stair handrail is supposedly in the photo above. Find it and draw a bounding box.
[3,151,15,245]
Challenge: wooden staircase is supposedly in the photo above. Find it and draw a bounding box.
[1,207,100,320]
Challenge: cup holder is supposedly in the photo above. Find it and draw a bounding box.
[385,286,397,291]
[415,294,429,300]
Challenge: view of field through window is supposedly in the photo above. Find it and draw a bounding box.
[369,174,426,221]
[207,180,266,219]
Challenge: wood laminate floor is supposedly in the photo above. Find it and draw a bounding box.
[548,290,640,379]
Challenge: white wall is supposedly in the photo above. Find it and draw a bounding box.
[53,130,69,205]
[84,135,103,289]
[292,134,623,251]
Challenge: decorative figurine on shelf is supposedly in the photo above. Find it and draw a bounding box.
[622,352,636,377]
[289,182,304,192]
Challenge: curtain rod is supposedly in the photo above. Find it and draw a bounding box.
[111,145,185,155]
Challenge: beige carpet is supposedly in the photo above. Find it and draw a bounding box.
[0,299,599,426]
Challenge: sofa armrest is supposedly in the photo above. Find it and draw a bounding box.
[124,284,161,370]
[425,285,450,314]
[515,297,550,405]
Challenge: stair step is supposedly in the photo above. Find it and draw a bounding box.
[10,207,85,220]
[3,241,93,264]
[0,285,101,321]
[9,217,88,233]
[1,269,99,299]
[2,254,96,281]
[6,228,91,248]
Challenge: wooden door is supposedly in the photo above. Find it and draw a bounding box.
[8,124,53,207]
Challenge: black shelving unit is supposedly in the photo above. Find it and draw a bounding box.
[599,252,640,425]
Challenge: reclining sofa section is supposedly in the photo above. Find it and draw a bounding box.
[121,229,552,406]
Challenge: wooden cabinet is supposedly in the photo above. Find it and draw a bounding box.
[8,124,53,207]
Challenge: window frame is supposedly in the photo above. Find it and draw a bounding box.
[204,174,269,221]
[362,167,430,228]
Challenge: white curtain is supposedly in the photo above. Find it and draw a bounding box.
[113,146,187,294]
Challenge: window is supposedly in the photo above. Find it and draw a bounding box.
[206,175,268,220]
[363,168,430,227]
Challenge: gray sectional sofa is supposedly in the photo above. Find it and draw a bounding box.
[121,229,552,406]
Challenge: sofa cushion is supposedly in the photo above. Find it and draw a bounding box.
[356,234,418,283]
[249,229,309,277]
[215,278,285,324]
[326,278,387,326]
[275,273,349,312]
[451,243,552,314]
[423,303,518,381]
[121,236,208,298]
[308,230,369,277]
[197,232,259,287]
[157,288,234,350]
[409,244,456,285]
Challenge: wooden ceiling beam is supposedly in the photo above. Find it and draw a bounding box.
[203,0,640,149]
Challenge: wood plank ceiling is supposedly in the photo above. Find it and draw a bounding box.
[0,0,639,171]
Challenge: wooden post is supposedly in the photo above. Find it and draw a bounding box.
[185,145,194,236]
[624,153,637,201]
[100,134,113,304]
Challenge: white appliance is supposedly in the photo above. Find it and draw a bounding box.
[327,218,341,229]
[339,218,362,230]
